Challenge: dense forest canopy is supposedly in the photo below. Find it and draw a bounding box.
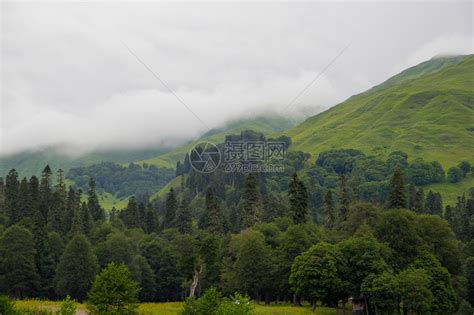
[1,131,473,314]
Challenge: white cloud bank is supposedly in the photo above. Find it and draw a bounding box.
[1,1,472,155]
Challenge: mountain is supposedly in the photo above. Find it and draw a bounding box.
[281,55,474,168]
[137,115,297,169]
[0,147,169,178]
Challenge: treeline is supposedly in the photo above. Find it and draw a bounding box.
[67,162,174,198]
[0,137,473,314]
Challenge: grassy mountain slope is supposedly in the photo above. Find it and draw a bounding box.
[0,147,168,178]
[282,55,474,168]
[138,116,297,169]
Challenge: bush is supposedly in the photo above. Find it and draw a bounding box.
[216,293,255,315]
[181,297,197,315]
[0,295,16,315]
[448,167,464,183]
[194,288,222,315]
[57,295,76,315]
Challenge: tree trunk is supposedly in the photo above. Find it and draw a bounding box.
[311,299,317,312]
[293,293,298,306]
[342,301,346,315]
[189,264,203,298]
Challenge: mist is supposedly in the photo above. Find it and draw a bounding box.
[1,1,472,156]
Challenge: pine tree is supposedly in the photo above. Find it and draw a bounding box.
[338,175,350,222]
[87,178,104,221]
[199,187,225,234]
[54,235,99,301]
[39,165,53,222]
[323,190,336,229]
[288,173,308,224]
[413,188,425,213]
[145,203,158,234]
[120,196,140,229]
[71,190,85,236]
[48,191,64,233]
[432,193,443,217]
[389,167,407,209]
[183,153,191,173]
[407,184,416,210]
[175,198,192,234]
[0,225,40,298]
[163,188,177,229]
[18,177,33,219]
[63,187,76,234]
[240,174,263,228]
[5,169,20,225]
[129,255,156,302]
[81,201,92,235]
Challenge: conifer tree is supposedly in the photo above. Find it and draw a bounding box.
[48,191,64,233]
[175,198,192,234]
[39,165,53,221]
[0,225,40,298]
[63,187,76,234]
[145,203,158,234]
[163,188,177,229]
[120,196,140,229]
[87,178,104,221]
[5,169,20,225]
[408,184,416,210]
[389,167,407,209]
[183,153,191,173]
[54,235,99,301]
[18,177,33,219]
[323,190,336,229]
[338,175,350,222]
[288,173,308,224]
[199,187,225,234]
[70,190,85,236]
[240,174,263,228]
[413,188,425,213]
[129,255,156,302]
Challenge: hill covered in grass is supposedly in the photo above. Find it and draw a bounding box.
[282,55,474,169]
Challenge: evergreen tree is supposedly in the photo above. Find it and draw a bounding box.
[466,257,474,307]
[389,167,407,209]
[413,188,425,213]
[408,184,416,210]
[432,193,443,216]
[240,174,263,228]
[87,178,104,221]
[4,169,20,225]
[288,173,308,224]
[0,225,40,298]
[144,203,158,234]
[48,191,64,233]
[129,255,156,302]
[39,165,53,222]
[199,187,225,234]
[54,235,99,301]
[175,198,192,234]
[18,177,33,219]
[70,190,85,236]
[81,202,92,236]
[63,187,76,234]
[323,191,336,229]
[163,188,177,229]
[120,196,141,229]
[338,175,350,222]
[176,161,183,177]
[87,263,139,314]
[183,153,192,173]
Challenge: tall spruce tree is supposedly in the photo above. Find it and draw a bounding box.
[144,203,158,234]
[240,174,263,228]
[5,169,20,225]
[163,188,177,229]
[87,178,104,221]
[39,165,53,222]
[323,190,336,229]
[413,188,425,213]
[408,184,417,210]
[120,196,141,229]
[389,167,407,209]
[18,177,33,219]
[0,225,40,298]
[70,189,85,236]
[338,175,350,222]
[175,198,192,234]
[288,173,308,224]
[199,187,225,234]
[54,235,99,301]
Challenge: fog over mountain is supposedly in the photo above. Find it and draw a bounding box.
[1,1,472,156]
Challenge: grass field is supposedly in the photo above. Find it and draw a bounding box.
[15,300,346,315]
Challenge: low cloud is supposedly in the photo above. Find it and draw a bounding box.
[1,2,472,156]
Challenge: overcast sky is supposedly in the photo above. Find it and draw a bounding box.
[1,1,473,156]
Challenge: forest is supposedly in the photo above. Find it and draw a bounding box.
[0,131,473,315]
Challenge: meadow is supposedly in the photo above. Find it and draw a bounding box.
[15,300,346,315]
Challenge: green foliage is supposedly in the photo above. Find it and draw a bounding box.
[216,293,255,315]
[57,295,76,315]
[240,174,263,229]
[361,272,399,314]
[0,225,39,298]
[87,263,139,315]
[398,268,433,315]
[448,166,464,183]
[288,173,308,224]
[54,235,99,301]
[389,167,406,209]
[0,295,16,315]
[67,162,174,199]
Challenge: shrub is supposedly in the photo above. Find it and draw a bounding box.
[216,293,255,315]
[57,295,76,315]
[0,295,16,315]
[447,166,463,183]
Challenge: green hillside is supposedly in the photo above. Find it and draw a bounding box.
[138,115,297,169]
[282,55,474,169]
